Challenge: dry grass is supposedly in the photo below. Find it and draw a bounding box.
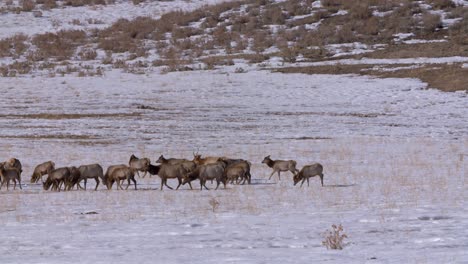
[277,63,468,92]
[322,224,347,250]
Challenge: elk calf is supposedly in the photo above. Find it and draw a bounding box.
[293,163,324,187]
[262,155,299,180]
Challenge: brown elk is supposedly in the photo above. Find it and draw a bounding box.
[262,155,299,180]
[156,155,189,165]
[147,164,160,177]
[192,152,221,166]
[31,161,55,183]
[0,163,22,190]
[129,154,150,178]
[223,158,252,184]
[65,166,81,191]
[43,167,70,191]
[183,161,227,190]
[157,163,191,190]
[293,163,324,187]
[156,155,196,173]
[105,166,137,190]
[77,164,103,190]
[102,164,127,187]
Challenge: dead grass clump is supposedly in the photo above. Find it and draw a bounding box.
[284,0,314,17]
[208,197,220,212]
[350,2,373,20]
[429,0,456,10]
[8,60,33,74]
[78,48,98,60]
[261,5,288,25]
[421,13,443,34]
[171,27,202,40]
[32,30,87,60]
[0,34,29,58]
[21,0,35,11]
[63,0,107,7]
[322,224,348,250]
[43,0,57,9]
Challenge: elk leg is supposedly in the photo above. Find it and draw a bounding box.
[188,181,193,190]
[307,177,310,187]
[84,179,88,190]
[268,170,276,180]
[176,178,182,190]
[277,171,281,180]
[94,177,100,191]
[132,177,137,190]
[215,179,220,190]
[125,178,131,190]
[142,171,148,178]
[300,178,306,187]
[320,174,324,187]
[7,180,10,190]
[164,179,173,190]
[13,179,17,190]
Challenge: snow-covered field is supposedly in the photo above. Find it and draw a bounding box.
[0,69,466,263]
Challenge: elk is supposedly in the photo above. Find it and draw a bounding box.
[4,158,22,173]
[77,164,103,190]
[65,166,81,191]
[156,155,189,165]
[43,167,70,191]
[192,152,221,166]
[158,163,193,190]
[183,161,227,190]
[147,164,160,176]
[223,158,252,184]
[293,163,324,187]
[105,166,137,190]
[31,161,55,183]
[0,163,22,190]
[102,164,127,187]
[156,155,196,172]
[129,154,150,178]
[262,155,299,180]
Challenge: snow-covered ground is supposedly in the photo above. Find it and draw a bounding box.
[0,70,466,263]
[0,0,236,39]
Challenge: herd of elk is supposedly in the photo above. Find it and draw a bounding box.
[0,153,324,191]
